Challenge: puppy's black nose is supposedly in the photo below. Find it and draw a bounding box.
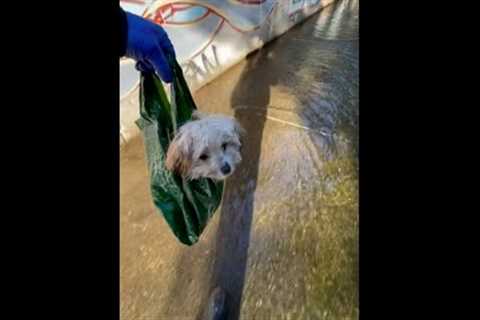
[221,163,231,175]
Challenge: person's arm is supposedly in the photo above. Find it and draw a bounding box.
[119,7,176,83]
[119,7,127,57]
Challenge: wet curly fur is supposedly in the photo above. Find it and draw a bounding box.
[166,111,244,180]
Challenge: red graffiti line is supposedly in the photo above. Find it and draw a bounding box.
[144,4,210,25]
[143,1,276,34]
[188,19,224,61]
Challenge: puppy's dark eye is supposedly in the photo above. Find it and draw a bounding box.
[199,154,209,161]
[222,143,228,151]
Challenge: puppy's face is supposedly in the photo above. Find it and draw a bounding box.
[166,112,244,180]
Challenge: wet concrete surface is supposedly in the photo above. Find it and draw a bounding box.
[120,0,358,319]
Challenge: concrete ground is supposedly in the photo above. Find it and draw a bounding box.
[120,0,358,319]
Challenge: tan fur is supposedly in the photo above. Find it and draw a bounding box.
[166,134,192,176]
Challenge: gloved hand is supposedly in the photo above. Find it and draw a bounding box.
[125,12,176,83]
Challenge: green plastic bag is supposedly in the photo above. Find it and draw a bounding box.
[135,60,224,246]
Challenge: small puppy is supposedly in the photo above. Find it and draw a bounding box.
[166,111,244,180]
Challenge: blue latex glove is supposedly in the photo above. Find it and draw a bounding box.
[125,12,176,83]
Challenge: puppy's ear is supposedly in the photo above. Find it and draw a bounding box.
[166,131,193,176]
[191,110,207,120]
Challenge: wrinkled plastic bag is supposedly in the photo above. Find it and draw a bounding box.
[135,60,223,245]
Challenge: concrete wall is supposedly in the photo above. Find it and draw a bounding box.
[120,0,337,147]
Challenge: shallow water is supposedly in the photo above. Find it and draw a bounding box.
[120,0,358,319]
